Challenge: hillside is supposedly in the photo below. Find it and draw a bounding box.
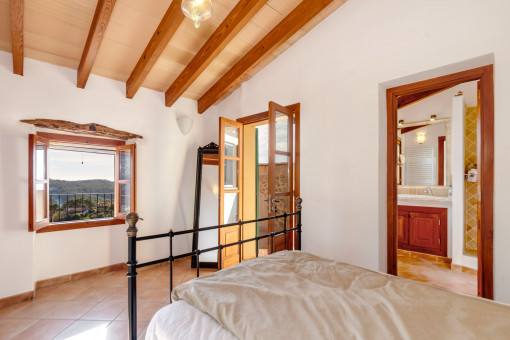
[50,179,114,194]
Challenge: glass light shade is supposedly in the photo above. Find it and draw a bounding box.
[181,0,213,28]
[417,132,426,144]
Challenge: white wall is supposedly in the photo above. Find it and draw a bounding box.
[0,51,221,298]
[205,0,510,303]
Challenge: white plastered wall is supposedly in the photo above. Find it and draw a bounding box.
[204,0,510,303]
[0,52,223,298]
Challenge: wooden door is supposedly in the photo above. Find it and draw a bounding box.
[409,212,441,252]
[268,101,294,253]
[219,117,243,269]
[397,211,409,248]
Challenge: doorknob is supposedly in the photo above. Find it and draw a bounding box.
[271,199,280,203]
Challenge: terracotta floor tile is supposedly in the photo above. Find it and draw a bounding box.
[0,301,34,319]
[10,319,73,340]
[0,260,214,339]
[67,276,104,288]
[36,285,88,301]
[42,301,98,320]
[102,288,129,302]
[53,320,111,340]
[115,302,165,322]
[74,287,117,301]
[398,254,477,296]
[102,321,148,340]
[10,301,64,319]
[138,288,170,303]
[0,319,37,340]
[80,301,127,321]
[92,275,127,288]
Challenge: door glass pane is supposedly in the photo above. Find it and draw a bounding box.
[272,196,289,232]
[224,159,238,189]
[275,154,289,193]
[36,183,47,221]
[120,183,130,213]
[36,142,46,180]
[224,192,239,223]
[119,150,131,180]
[275,112,289,152]
[224,126,239,157]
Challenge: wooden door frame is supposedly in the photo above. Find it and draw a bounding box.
[237,103,301,250]
[386,65,494,299]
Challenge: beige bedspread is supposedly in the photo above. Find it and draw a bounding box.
[172,251,510,340]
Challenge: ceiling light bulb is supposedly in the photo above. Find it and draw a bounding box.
[182,0,213,29]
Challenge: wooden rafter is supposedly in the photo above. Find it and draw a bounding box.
[126,0,184,99]
[77,0,117,89]
[197,0,334,114]
[20,119,142,140]
[165,0,268,108]
[10,0,24,75]
[397,84,456,109]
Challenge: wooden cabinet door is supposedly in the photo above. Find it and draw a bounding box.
[409,212,441,252]
[397,211,409,248]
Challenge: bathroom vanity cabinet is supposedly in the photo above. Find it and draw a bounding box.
[398,205,448,257]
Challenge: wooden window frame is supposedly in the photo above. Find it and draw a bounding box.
[29,132,136,233]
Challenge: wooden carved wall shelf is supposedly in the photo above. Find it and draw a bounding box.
[20,119,142,140]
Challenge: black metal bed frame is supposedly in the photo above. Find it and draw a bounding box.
[125,197,303,340]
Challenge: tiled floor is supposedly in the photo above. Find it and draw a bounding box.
[0,258,215,340]
[398,252,477,296]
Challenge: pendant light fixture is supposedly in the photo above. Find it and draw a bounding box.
[181,0,213,28]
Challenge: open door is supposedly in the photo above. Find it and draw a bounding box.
[268,101,294,252]
[219,117,243,269]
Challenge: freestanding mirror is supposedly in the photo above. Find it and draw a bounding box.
[191,142,219,268]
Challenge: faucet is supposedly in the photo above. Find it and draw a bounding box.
[426,187,433,196]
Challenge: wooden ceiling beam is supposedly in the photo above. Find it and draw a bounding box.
[197,0,334,114]
[165,0,268,108]
[10,0,24,75]
[126,0,184,99]
[77,0,117,89]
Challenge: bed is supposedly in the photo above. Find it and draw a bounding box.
[125,199,510,339]
[145,251,510,340]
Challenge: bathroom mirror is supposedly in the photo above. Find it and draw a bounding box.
[397,120,450,186]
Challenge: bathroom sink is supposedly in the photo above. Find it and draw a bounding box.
[398,194,451,202]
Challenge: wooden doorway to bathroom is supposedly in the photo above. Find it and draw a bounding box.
[386,65,494,299]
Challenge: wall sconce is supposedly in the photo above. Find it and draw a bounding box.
[398,120,404,126]
[176,114,194,135]
[417,132,426,144]
[430,115,437,121]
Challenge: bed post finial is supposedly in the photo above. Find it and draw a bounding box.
[126,212,142,340]
[126,212,142,237]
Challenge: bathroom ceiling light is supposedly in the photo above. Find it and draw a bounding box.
[398,120,404,126]
[182,0,213,28]
[417,132,426,144]
[430,115,436,121]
